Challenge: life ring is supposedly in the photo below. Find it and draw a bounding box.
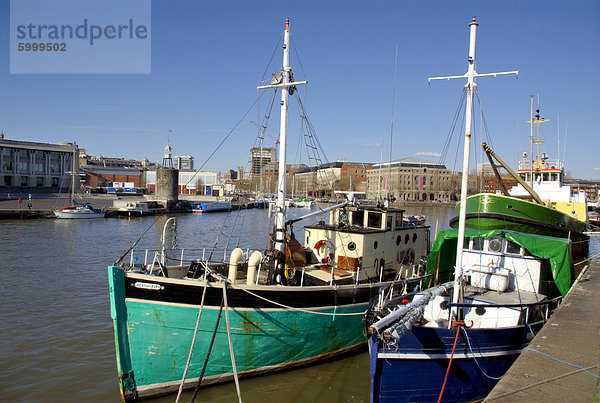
[545,162,550,169]
[313,240,334,264]
[400,248,416,266]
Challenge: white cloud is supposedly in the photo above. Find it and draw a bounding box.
[414,151,441,158]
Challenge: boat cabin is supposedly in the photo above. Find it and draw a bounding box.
[510,159,587,221]
[303,205,429,283]
[462,235,546,295]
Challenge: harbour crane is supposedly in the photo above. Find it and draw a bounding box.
[250,120,280,149]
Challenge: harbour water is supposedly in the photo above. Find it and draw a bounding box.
[2,204,596,401]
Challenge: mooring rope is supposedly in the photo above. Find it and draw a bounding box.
[484,363,600,401]
[239,287,366,316]
[190,296,224,403]
[525,347,600,379]
[175,283,208,403]
[461,326,504,380]
[222,283,243,402]
[437,323,463,403]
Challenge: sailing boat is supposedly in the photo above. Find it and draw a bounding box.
[365,18,585,402]
[108,19,430,401]
[54,143,105,219]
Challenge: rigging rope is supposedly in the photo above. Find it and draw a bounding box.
[190,296,225,403]
[439,91,466,164]
[222,283,243,402]
[175,284,208,403]
[114,91,268,265]
[258,32,284,85]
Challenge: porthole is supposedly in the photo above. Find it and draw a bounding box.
[373,240,378,249]
[475,306,486,316]
[396,235,401,246]
[404,234,410,244]
[348,241,356,251]
[412,233,418,243]
[488,236,502,253]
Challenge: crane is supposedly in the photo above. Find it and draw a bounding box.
[250,120,280,149]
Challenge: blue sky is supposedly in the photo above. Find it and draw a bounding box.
[1,0,599,179]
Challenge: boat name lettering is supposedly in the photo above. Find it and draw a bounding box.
[134,282,164,291]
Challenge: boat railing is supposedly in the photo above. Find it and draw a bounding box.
[447,295,562,324]
[373,274,433,312]
[127,247,256,268]
[517,159,563,171]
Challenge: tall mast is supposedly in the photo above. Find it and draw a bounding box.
[72,142,77,201]
[388,45,399,200]
[257,19,307,261]
[428,17,518,321]
[529,96,534,187]
[528,105,550,170]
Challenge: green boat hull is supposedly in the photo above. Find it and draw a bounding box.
[451,193,588,258]
[109,266,376,400]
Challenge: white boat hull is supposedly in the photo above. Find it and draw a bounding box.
[54,207,105,219]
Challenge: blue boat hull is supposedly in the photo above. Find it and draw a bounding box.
[369,324,538,402]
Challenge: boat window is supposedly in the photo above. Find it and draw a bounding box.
[412,233,417,243]
[386,216,393,231]
[405,234,410,244]
[488,236,503,253]
[367,212,382,229]
[352,211,364,227]
[506,240,521,255]
[347,242,356,251]
[519,174,526,181]
[472,237,483,251]
[395,213,403,229]
[551,173,558,181]
[534,173,541,182]
[542,172,549,181]
[464,237,471,250]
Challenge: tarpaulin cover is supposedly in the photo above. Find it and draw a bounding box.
[425,228,574,296]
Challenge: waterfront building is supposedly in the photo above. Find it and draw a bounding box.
[366,158,459,202]
[260,161,370,197]
[0,136,78,194]
[250,147,277,178]
[568,179,600,204]
[81,165,146,189]
[174,155,194,170]
[145,169,222,195]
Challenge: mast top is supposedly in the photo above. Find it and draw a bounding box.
[469,16,478,26]
[285,18,289,31]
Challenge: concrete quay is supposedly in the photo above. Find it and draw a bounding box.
[485,257,600,402]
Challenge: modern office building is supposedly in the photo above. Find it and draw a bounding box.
[0,136,78,193]
[174,155,194,170]
[250,147,277,178]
